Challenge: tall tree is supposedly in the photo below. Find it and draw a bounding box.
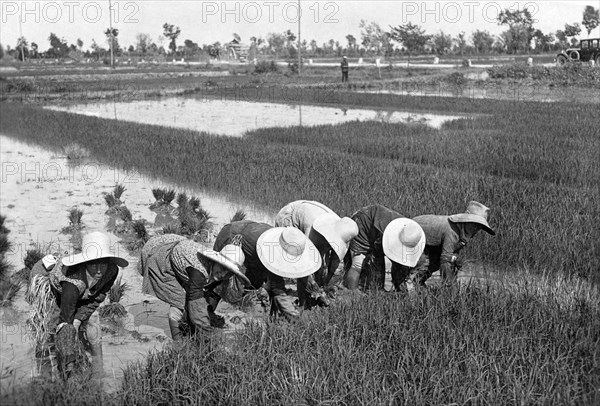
[471,30,495,54]
[582,5,600,36]
[135,33,152,54]
[360,20,387,54]
[389,23,431,64]
[48,33,69,58]
[432,31,452,55]
[533,30,554,53]
[346,34,356,54]
[266,32,285,56]
[16,36,28,61]
[104,28,121,55]
[496,9,535,53]
[454,32,468,56]
[162,23,181,54]
[563,23,582,44]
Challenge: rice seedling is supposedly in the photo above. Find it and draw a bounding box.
[162,223,181,235]
[0,215,9,234]
[23,248,44,271]
[231,209,247,222]
[63,142,90,160]
[162,189,175,204]
[125,219,149,251]
[113,183,126,200]
[103,193,118,209]
[151,188,165,202]
[118,206,133,223]
[98,277,129,322]
[0,234,10,258]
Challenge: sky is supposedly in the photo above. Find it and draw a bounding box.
[1,0,599,51]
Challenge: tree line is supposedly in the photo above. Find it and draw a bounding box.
[2,5,598,62]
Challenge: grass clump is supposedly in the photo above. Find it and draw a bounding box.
[61,207,84,233]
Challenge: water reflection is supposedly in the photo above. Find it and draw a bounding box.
[46,97,465,136]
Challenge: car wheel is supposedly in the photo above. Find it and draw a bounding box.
[569,50,580,61]
[556,55,567,65]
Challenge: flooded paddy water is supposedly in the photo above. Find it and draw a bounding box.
[2,96,491,393]
[45,97,465,135]
[0,135,274,392]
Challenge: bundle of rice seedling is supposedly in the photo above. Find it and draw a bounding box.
[231,209,247,222]
[162,223,181,235]
[125,220,149,251]
[104,193,118,208]
[113,184,126,200]
[118,206,133,223]
[98,277,129,321]
[23,248,44,271]
[0,234,11,259]
[67,208,84,226]
[151,188,165,202]
[163,189,176,205]
[0,215,8,235]
[55,323,89,380]
[25,274,55,349]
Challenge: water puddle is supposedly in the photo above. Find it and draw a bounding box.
[0,135,274,391]
[45,97,464,136]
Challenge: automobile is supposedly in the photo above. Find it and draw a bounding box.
[556,38,600,65]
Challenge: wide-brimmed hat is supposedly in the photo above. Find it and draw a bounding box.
[312,214,358,261]
[382,218,426,267]
[256,227,322,278]
[197,244,252,286]
[62,231,129,268]
[449,201,495,235]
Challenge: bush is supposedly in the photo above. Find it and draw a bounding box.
[254,60,279,74]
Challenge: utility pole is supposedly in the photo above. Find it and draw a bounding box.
[18,11,25,62]
[108,0,114,68]
[297,0,301,76]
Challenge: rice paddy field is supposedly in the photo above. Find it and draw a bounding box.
[0,64,599,405]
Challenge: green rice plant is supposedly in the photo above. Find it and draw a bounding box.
[131,220,149,242]
[231,209,247,222]
[99,277,129,321]
[113,183,126,200]
[189,197,200,212]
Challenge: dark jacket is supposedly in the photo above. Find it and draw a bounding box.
[213,220,286,297]
[349,204,403,257]
[341,59,349,72]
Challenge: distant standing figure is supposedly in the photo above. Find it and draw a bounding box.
[412,201,496,291]
[274,200,359,308]
[344,204,425,292]
[341,56,349,82]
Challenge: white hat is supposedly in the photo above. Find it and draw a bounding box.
[62,231,129,268]
[312,214,358,261]
[256,227,322,278]
[449,201,495,235]
[197,244,252,286]
[382,218,426,267]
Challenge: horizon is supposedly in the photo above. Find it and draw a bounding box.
[1,1,599,53]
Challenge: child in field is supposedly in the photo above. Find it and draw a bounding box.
[205,220,322,321]
[412,201,496,291]
[344,204,425,292]
[27,231,128,380]
[139,234,251,339]
[274,200,358,308]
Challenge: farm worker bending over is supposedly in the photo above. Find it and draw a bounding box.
[274,200,358,308]
[344,204,425,292]
[140,234,251,339]
[412,201,496,290]
[204,220,322,321]
[27,231,128,380]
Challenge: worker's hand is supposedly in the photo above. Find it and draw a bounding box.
[453,256,465,270]
[207,306,226,328]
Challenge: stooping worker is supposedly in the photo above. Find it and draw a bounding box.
[27,231,128,380]
[139,234,251,340]
[344,204,425,292]
[274,200,358,308]
[204,220,322,321]
[412,201,496,291]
